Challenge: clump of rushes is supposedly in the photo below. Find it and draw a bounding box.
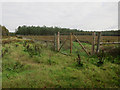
[1,47,9,57]
[34,44,41,56]
[74,54,83,67]
[26,44,34,57]
[26,44,30,50]
[23,41,27,47]
[97,50,105,67]
[47,53,55,65]
[15,44,19,47]
[77,54,83,67]
[24,43,42,57]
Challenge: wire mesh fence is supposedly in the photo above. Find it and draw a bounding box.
[20,32,120,56]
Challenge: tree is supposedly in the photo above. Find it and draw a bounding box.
[0,25,9,36]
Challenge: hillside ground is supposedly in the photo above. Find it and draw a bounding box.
[1,36,120,88]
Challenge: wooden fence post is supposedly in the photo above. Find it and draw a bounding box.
[96,32,101,53]
[57,32,60,51]
[92,32,95,55]
[70,33,72,54]
[54,33,56,51]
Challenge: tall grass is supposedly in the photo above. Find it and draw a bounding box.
[2,37,120,88]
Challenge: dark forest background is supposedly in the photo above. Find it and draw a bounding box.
[1,25,120,36]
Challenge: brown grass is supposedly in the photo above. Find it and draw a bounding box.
[22,35,119,44]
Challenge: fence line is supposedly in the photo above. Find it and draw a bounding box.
[58,35,69,52]
[100,42,120,45]
[19,32,120,56]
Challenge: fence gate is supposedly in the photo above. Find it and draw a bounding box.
[54,32,100,56]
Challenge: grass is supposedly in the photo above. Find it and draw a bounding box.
[2,37,120,88]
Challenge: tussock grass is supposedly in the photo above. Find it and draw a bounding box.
[2,37,120,88]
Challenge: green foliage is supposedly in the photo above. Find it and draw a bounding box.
[23,42,42,57]
[0,25,9,36]
[3,57,31,74]
[2,37,120,88]
[2,47,9,57]
[89,49,120,67]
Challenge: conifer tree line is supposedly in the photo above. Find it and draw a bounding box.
[15,25,83,35]
[0,25,119,36]
[15,25,119,36]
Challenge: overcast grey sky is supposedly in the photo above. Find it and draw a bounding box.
[1,2,118,32]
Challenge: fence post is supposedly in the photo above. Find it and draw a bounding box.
[96,32,101,53]
[54,33,56,51]
[70,33,72,54]
[92,32,95,55]
[57,32,60,51]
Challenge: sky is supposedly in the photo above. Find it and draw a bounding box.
[0,1,119,32]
